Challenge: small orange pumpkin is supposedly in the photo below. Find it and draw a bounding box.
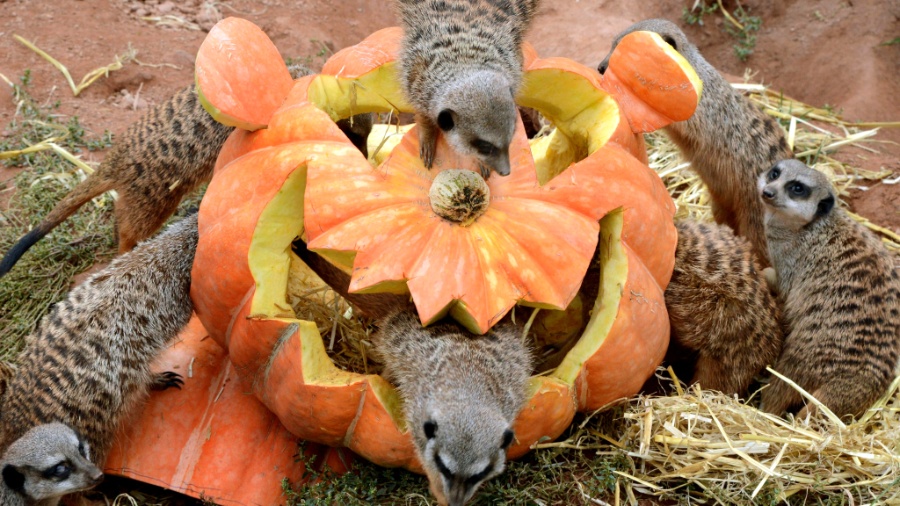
[107,18,701,503]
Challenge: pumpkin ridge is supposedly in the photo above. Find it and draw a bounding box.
[472,210,572,307]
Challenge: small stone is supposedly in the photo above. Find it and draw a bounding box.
[157,1,174,14]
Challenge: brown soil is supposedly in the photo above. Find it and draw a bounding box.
[1,0,896,232]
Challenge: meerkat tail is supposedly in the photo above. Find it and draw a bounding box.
[290,238,410,318]
[0,175,116,277]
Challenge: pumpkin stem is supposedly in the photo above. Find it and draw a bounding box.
[429,169,491,226]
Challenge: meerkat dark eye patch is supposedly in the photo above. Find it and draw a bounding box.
[437,110,455,131]
[787,181,810,198]
[767,167,781,181]
[434,454,453,480]
[43,462,71,480]
[465,463,494,485]
[424,420,437,439]
[815,194,835,218]
[663,35,677,50]
[471,139,497,157]
[501,429,514,450]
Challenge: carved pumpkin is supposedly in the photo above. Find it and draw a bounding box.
[107,17,701,502]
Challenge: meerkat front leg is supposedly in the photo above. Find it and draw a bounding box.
[417,113,439,169]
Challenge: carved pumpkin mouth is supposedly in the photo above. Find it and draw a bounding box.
[190,20,699,473]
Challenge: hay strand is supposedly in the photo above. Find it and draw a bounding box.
[13,35,134,96]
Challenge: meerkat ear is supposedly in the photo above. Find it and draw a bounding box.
[815,194,835,219]
[2,464,25,492]
[437,110,455,131]
[662,35,678,50]
[424,420,438,439]
[500,429,514,450]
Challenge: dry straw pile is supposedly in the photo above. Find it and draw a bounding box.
[602,82,900,505]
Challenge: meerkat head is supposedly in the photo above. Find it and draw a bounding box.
[759,159,836,231]
[432,69,518,178]
[598,18,693,75]
[414,402,515,506]
[1,423,103,503]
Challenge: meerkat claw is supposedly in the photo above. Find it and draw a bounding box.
[151,371,185,391]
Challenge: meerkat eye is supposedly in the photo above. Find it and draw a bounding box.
[471,139,498,157]
[78,440,88,459]
[500,429,514,450]
[767,167,781,181]
[788,182,809,197]
[423,420,437,439]
[43,463,71,480]
[663,35,677,50]
[437,110,455,131]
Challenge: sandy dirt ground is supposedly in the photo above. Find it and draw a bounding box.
[0,0,897,232]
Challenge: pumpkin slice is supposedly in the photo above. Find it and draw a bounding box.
[600,30,703,134]
[195,17,294,130]
[104,316,352,505]
[305,120,602,335]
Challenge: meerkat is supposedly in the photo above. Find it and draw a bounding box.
[0,214,197,473]
[662,220,784,396]
[292,239,532,505]
[759,159,900,419]
[599,19,792,265]
[396,0,540,178]
[0,66,373,277]
[374,311,531,506]
[1,423,103,506]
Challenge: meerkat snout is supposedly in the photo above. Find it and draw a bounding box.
[420,409,515,506]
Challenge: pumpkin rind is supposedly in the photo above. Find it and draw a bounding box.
[195,17,294,130]
[600,31,703,134]
[104,317,349,506]
[178,20,694,483]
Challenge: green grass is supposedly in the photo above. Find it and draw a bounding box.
[0,71,117,360]
[682,0,762,61]
[0,72,204,361]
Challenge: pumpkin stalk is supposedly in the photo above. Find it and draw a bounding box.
[428,169,491,226]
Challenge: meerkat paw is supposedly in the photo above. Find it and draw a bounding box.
[150,371,184,391]
[416,114,438,169]
[478,163,491,179]
[420,137,437,169]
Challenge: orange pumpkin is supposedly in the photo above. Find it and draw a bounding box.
[109,18,701,502]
